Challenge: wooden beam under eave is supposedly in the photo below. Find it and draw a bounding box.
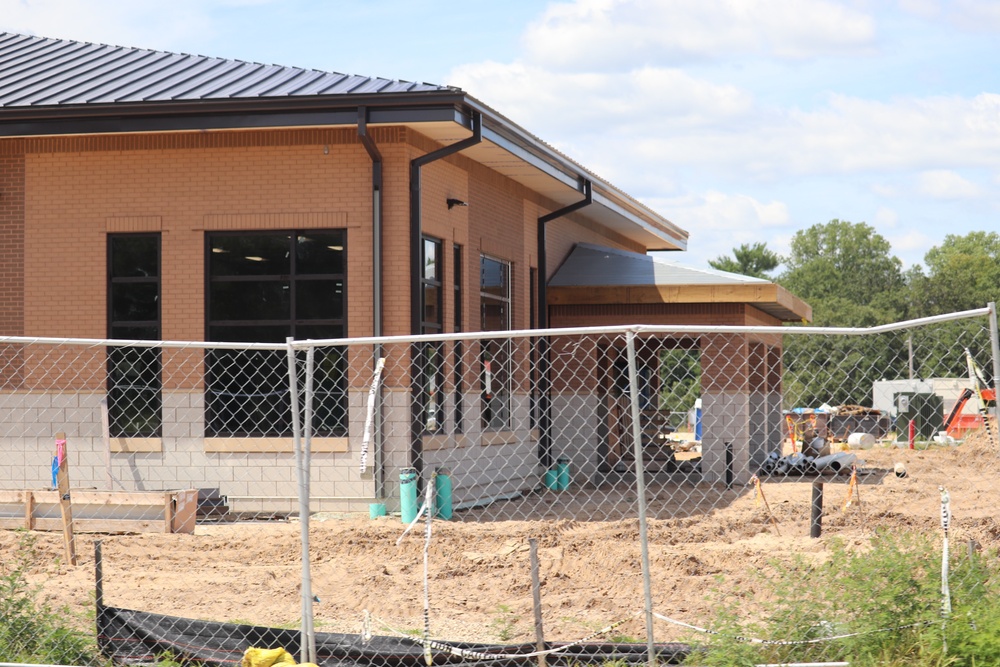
[775,285,812,322]
[547,282,813,322]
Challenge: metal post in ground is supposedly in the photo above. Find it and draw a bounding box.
[989,302,1000,434]
[529,538,547,667]
[625,331,657,667]
[287,338,316,664]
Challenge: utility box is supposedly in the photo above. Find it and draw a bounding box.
[895,392,944,439]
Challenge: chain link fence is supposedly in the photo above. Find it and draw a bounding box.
[1,306,998,666]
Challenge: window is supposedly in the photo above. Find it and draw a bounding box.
[453,244,464,433]
[108,234,161,437]
[421,237,443,334]
[419,237,444,432]
[206,230,346,437]
[480,255,512,430]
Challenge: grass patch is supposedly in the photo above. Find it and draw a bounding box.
[0,530,104,665]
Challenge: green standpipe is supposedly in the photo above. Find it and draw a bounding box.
[434,468,453,520]
[400,467,418,523]
[556,456,571,491]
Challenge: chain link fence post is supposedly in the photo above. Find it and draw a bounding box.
[989,302,1000,432]
[625,330,657,666]
[286,338,316,663]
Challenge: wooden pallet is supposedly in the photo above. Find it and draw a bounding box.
[0,489,197,534]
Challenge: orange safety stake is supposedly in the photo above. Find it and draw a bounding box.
[842,464,861,512]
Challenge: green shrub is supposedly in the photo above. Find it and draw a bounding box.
[0,531,103,665]
[687,530,1000,667]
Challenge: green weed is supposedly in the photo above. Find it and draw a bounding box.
[490,604,520,642]
[0,530,103,665]
[685,529,1000,667]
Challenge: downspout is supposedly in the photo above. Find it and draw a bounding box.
[358,107,383,338]
[357,107,386,498]
[409,111,483,474]
[536,179,593,468]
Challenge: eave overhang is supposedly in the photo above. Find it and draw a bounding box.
[547,283,813,323]
[0,91,687,252]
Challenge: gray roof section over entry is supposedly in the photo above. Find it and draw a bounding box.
[547,243,812,321]
[0,32,450,107]
[549,243,768,287]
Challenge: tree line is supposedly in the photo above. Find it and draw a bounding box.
[709,221,1000,408]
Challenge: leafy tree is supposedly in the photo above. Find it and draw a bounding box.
[908,231,1000,316]
[708,242,781,279]
[779,219,904,317]
[777,221,908,408]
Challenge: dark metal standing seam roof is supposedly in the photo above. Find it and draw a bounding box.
[0,31,452,108]
[0,31,688,251]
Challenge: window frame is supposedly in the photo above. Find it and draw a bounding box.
[106,233,162,439]
[479,254,513,431]
[204,229,348,438]
[418,236,445,433]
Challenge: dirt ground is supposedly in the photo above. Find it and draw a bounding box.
[5,427,1000,646]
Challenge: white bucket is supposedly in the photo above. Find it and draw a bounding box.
[847,432,876,449]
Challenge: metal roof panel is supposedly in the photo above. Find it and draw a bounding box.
[0,31,452,107]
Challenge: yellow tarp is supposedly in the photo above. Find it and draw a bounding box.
[242,647,319,667]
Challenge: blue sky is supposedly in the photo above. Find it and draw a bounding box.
[4,0,999,272]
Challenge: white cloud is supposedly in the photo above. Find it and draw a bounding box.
[871,183,900,198]
[874,206,900,227]
[644,191,791,263]
[451,62,753,134]
[520,0,877,70]
[916,170,982,199]
[898,0,1000,32]
[896,0,941,19]
[945,0,1000,32]
[467,62,1000,185]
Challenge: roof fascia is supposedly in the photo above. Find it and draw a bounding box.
[465,97,687,251]
[0,90,471,137]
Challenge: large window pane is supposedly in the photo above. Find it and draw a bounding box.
[108,233,161,438]
[206,230,347,436]
[206,349,289,437]
[296,231,345,275]
[209,281,290,321]
[295,279,344,321]
[210,234,291,276]
[480,254,512,430]
[108,346,161,438]
[111,236,159,278]
[111,283,159,322]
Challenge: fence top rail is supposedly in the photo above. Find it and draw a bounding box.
[0,306,989,349]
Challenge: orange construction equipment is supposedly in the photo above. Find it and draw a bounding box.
[944,387,996,439]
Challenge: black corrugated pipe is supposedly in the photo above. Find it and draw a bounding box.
[408,111,482,474]
[536,179,592,468]
[358,106,385,497]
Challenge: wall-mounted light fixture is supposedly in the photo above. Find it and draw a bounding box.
[446,198,468,210]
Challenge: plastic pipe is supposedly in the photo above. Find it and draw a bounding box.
[400,468,418,523]
[813,451,856,472]
[434,468,453,520]
[556,456,571,491]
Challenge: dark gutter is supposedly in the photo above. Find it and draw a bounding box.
[358,106,385,497]
[410,112,482,335]
[0,91,472,137]
[357,106,383,338]
[408,111,482,476]
[536,180,592,469]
